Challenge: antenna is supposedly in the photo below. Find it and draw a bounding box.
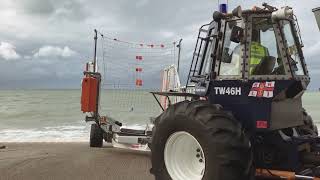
[93,29,98,72]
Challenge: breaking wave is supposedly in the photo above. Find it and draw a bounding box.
[0,124,148,142]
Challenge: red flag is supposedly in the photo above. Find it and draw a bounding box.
[135,79,143,86]
[135,56,143,60]
[135,67,143,72]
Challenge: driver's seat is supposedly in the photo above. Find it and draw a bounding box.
[251,56,276,75]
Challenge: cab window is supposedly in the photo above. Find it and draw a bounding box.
[249,18,285,76]
[219,20,242,76]
[281,20,305,75]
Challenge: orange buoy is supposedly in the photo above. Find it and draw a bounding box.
[81,77,98,112]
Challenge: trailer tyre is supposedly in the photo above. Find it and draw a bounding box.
[90,123,103,147]
[150,100,253,180]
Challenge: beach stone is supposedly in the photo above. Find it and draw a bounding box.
[0,145,6,149]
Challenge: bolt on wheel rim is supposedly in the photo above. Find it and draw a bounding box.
[164,131,205,180]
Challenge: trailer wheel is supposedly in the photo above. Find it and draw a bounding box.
[150,100,253,180]
[298,109,318,136]
[90,123,103,147]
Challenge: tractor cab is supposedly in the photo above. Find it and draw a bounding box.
[188,4,310,132]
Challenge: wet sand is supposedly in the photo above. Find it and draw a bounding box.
[0,143,153,180]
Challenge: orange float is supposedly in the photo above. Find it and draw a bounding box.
[81,77,98,112]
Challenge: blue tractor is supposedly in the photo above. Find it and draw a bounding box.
[150,3,320,180]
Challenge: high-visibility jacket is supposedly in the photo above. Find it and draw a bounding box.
[250,42,268,74]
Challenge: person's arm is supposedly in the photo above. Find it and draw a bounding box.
[221,48,232,63]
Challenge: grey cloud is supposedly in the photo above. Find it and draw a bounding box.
[50,1,88,21]
[15,0,87,21]
[0,0,320,90]
[16,0,55,15]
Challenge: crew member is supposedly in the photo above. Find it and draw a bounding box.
[249,29,269,74]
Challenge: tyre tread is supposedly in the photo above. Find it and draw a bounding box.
[90,123,103,147]
[151,100,253,180]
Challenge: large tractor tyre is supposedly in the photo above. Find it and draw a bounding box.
[298,109,318,136]
[90,123,103,147]
[150,100,253,180]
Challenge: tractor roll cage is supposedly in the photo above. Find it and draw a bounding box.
[188,10,310,86]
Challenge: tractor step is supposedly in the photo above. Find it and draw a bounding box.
[119,128,152,136]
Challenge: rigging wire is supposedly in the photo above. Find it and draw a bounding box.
[96,29,178,94]
[100,34,106,82]
[96,30,178,48]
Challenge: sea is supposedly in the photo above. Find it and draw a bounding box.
[0,90,319,142]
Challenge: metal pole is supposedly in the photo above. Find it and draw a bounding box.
[177,39,183,76]
[93,29,100,119]
[173,42,176,66]
[93,29,98,72]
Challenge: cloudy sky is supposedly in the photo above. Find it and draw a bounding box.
[0,0,319,89]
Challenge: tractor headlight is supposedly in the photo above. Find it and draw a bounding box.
[272,6,293,20]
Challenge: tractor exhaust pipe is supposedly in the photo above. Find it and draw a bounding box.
[313,7,320,31]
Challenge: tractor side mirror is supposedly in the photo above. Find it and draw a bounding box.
[230,26,244,43]
[313,7,320,31]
